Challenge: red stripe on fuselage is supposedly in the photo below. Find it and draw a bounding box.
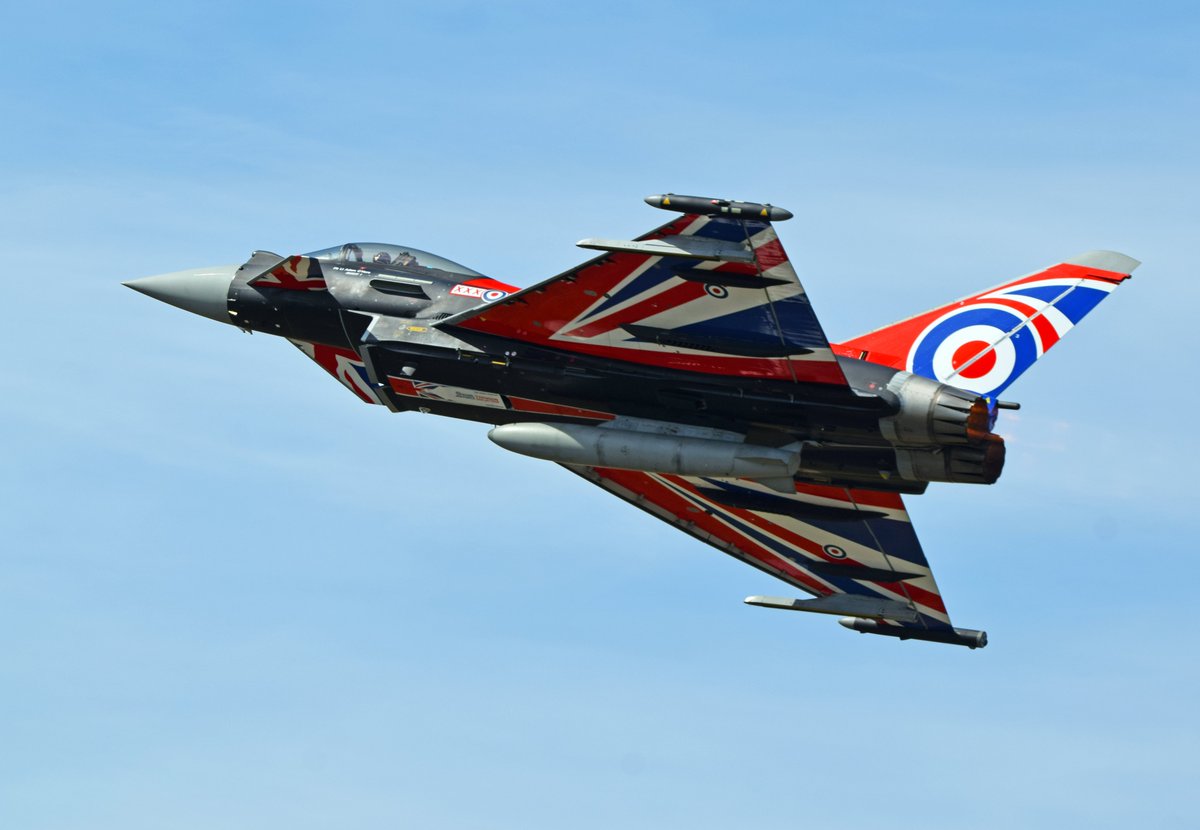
[461,277,520,293]
[507,397,614,421]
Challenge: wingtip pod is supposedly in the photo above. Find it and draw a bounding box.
[644,193,793,222]
[1065,250,1140,277]
[839,617,988,649]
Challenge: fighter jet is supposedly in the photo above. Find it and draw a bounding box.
[126,194,1140,648]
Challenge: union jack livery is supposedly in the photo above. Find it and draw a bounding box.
[248,255,327,291]
[126,194,1141,649]
[448,214,846,385]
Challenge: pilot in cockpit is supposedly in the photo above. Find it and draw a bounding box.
[372,252,393,266]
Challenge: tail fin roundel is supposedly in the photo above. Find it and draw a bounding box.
[833,251,1139,400]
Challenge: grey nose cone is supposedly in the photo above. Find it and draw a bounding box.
[123,265,239,324]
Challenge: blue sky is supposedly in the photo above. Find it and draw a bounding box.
[2,2,1198,827]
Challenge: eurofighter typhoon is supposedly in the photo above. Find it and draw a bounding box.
[126,195,1139,648]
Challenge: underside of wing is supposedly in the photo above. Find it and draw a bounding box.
[568,466,986,647]
[437,208,847,385]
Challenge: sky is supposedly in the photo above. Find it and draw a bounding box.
[2,2,1198,827]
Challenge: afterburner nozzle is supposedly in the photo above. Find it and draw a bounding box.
[124,265,239,324]
[965,397,995,443]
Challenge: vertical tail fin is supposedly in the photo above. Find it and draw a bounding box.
[833,251,1139,400]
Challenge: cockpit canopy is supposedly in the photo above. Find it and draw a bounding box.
[305,243,483,278]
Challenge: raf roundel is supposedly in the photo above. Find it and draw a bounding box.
[910,309,1031,398]
[704,283,729,299]
[908,302,1041,398]
[901,275,1124,399]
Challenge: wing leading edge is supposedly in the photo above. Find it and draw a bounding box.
[568,467,987,648]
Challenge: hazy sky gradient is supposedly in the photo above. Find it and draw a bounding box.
[2,2,1197,828]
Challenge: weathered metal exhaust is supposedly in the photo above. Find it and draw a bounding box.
[879,371,997,447]
[894,440,1006,485]
[792,440,1006,486]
